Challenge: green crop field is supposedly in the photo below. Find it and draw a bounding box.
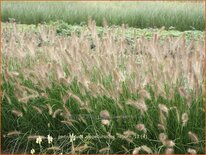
[2,1,205,31]
[1,1,205,154]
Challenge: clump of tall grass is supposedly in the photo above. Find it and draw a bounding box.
[2,19,205,154]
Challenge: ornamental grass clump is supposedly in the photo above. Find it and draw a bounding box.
[2,19,205,154]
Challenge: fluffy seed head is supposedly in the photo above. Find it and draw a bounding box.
[46,104,53,115]
[127,99,148,114]
[158,104,169,116]
[165,148,174,154]
[123,130,136,137]
[159,133,167,143]
[100,110,110,119]
[52,109,62,118]
[132,147,141,154]
[141,145,153,154]
[101,119,110,126]
[157,124,166,131]
[139,89,151,99]
[11,109,23,117]
[7,131,21,136]
[136,123,147,133]
[32,105,42,114]
[188,131,199,143]
[164,140,175,147]
[99,147,110,153]
[187,148,197,154]
[181,113,189,126]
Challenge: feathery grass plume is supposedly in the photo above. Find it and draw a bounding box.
[3,68,9,82]
[187,148,197,154]
[159,133,168,143]
[62,91,85,107]
[28,135,46,140]
[78,74,91,91]
[100,110,110,125]
[136,124,147,133]
[101,119,110,126]
[182,112,189,126]
[11,109,23,117]
[99,147,110,153]
[159,111,167,127]
[59,77,71,87]
[127,99,148,115]
[158,104,169,116]
[41,93,48,98]
[132,147,141,154]
[100,110,110,119]
[62,92,70,105]
[63,105,70,113]
[167,88,175,101]
[18,95,39,103]
[14,84,39,103]
[62,106,72,120]
[52,109,62,118]
[155,81,167,98]
[113,68,125,83]
[188,131,199,143]
[32,105,42,114]
[178,86,187,97]
[27,41,36,57]
[141,145,153,154]
[47,146,61,151]
[61,120,73,126]
[138,88,151,100]
[3,92,12,105]
[7,130,21,136]
[88,83,100,95]
[56,63,65,80]
[116,133,133,143]
[89,83,103,96]
[123,130,136,137]
[74,144,89,152]
[106,132,115,140]
[46,104,53,115]
[9,71,19,77]
[79,104,93,113]
[157,124,166,131]
[164,140,175,147]
[165,148,174,154]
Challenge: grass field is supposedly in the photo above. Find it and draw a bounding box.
[2,1,205,31]
[2,20,205,154]
[1,1,205,154]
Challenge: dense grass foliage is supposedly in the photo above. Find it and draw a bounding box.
[2,22,205,154]
[2,1,205,31]
[2,21,205,41]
